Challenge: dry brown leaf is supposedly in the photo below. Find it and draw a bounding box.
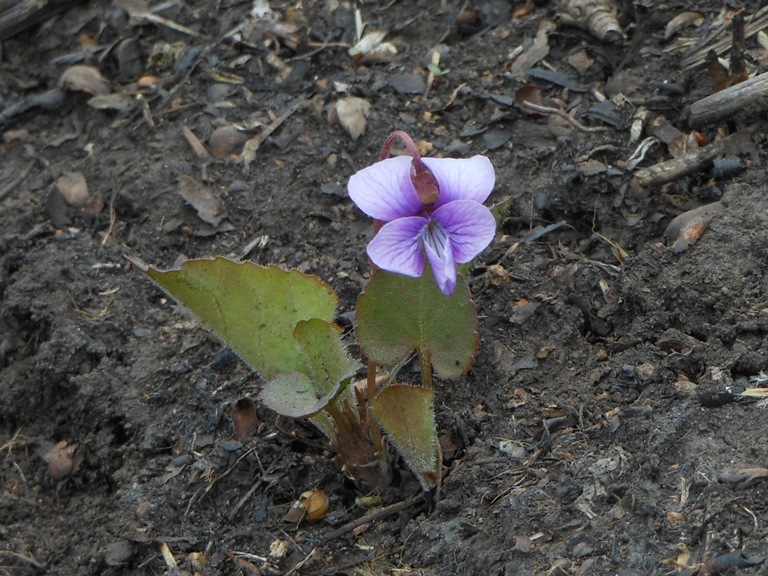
[349,30,398,64]
[667,132,701,158]
[719,467,768,484]
[241,1,306,51]
[88,93,136,112]
[514,535,532,553]
[567,49,595,76]
[510,19,555,78]
[181,125,210,159]
[665,11,704,40]
[664,202,722,253]
[240,100,304,173]
[515,83,542,107]
[334,97,371,140]
[176,175,227,226]
[59,65,111,96]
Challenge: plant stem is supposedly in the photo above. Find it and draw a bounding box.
[379,130,421,162]
[419,349,433,389]
[367,359,377,391]
[325,399,353,437]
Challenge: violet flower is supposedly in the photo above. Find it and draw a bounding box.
[349,154,496,295]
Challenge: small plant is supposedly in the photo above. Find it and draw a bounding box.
[131,131,496,492]
[427,63,450,89]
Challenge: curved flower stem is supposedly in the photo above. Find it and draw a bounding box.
[379,130,439,208]
[370,135,410,250]
[379,130,422,162]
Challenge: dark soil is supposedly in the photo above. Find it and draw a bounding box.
[3,1,768,574]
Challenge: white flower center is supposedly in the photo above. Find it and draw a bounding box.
[423,220,448,255]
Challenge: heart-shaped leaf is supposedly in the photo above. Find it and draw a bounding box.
[371,384,437,490]
[260,372,334,418]
[261,319,361,419]
[293,318,361,396]
[131,257,337,379]
[356,267,478,379]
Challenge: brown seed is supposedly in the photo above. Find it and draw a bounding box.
[208,125,247,158]
[284,489,329,524]
[304,489,329,523]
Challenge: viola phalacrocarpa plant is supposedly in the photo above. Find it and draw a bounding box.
[131,130,497,492]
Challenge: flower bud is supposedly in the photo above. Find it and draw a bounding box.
[410,159,439,206]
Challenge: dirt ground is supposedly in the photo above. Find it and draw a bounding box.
[3,0,768,574]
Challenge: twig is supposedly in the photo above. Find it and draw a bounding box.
[681,5,768,69]
[141,11,207,39]
[0,0,85,41]
[284,547,318,576]
[0,161,34,201]
[321,494,423,542]
[184,446,258,515]
[686,71,768,127]
[121,0,208,39]
[0,550,46,570]
[241,99,305,174]
[519,101,608,133]
[631,135,733,189]
[228,476,263,521]
[101,172,129,246]
[287,39,349,62]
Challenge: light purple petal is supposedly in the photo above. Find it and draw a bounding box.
[422,156,495,207]
[432,200,496,263]
[348,156,423,221]
[367,216,429,277]
[422,221,457,295]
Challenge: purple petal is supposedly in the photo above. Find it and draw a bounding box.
[422,221,457,295]
[348,156,424,221]
[422,156,495,207]
[432,200,496,263]
[367,216,429,277]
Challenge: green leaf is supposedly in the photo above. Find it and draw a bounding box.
[260,372,335,418]
[371,384,437,490]
[293,319,361,396]
[490,195,514,224]
[131,257,337,379]
[356,267,478,379]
